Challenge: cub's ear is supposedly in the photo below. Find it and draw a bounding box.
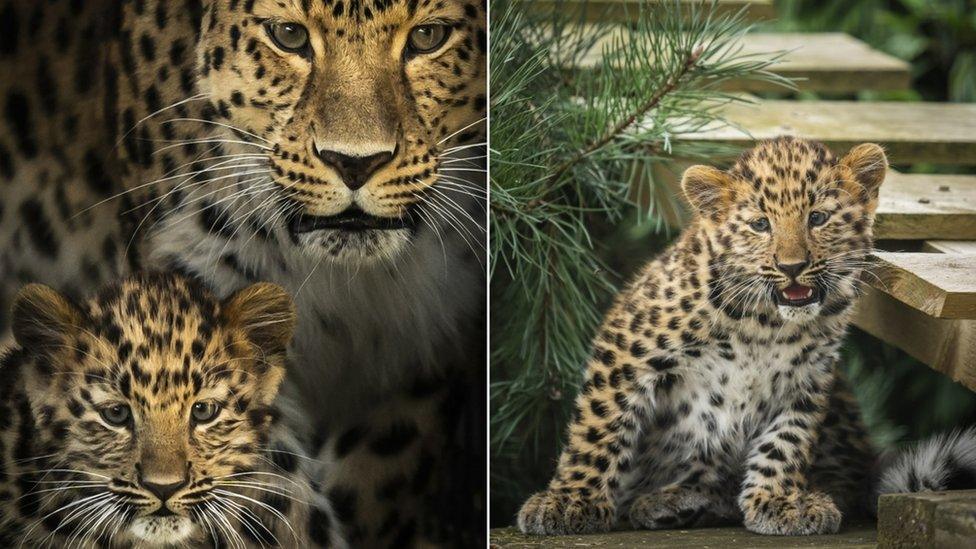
[681,165,734,216]
[12,284,83,352]
[841,143,887,200]
[221,283,296,356]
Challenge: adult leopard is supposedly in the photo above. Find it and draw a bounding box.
[0,0,486,546]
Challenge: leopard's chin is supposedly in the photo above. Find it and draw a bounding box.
[291,226,414,263]
[773,286,823,322]
[128,515,196,545]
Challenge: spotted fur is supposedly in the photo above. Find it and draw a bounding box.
[0,272,346,547]
[0,0,486,545]
[518,137,887,536]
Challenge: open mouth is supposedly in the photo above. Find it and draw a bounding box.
[774,283,822,307]
[288,208,409,234]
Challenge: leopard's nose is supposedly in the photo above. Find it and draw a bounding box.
[775,259,809,278]
[313,146,395,191]
[142,478,187,501]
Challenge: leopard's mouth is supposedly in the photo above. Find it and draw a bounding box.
[288,207,410,235]
[773,283,822,307]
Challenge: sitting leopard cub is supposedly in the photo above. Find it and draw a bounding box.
[0,273,345,548]
[519,137,887,536]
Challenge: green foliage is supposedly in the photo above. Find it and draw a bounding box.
[489,0,789,524]
[772,0,976,102]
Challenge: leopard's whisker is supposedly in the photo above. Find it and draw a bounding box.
[162,118,271,144]
[436,116,486,145]
[114,92,210,147]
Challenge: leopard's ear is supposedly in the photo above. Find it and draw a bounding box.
[221,283,296,356]
[12,284,83,352]
[681,165,735,216]
[841,143,887,200]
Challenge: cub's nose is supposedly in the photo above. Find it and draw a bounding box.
[313,146,395,191]
[775,259,809,278]
[141,476,188,502]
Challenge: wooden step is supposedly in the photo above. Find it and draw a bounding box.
[677,100,976,165]
[878,490,976,547]
[875,172,976,240]
[529,0,775,23]
[490,521,876,547]
[866,252,976,319]
[854,250,976,391]
[853,287,976,392]
[576,32,910,93]
[923,241,976,254]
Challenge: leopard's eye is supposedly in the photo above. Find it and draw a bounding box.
[406,24,451,55]
[749,217,771,232]
[191,402,221,424]
[266,22,309,53]
[100,404,131,427]
[809,210,829,227]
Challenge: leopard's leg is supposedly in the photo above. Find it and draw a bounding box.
[517,344,672,535]
[809,373,877,516]
[738,379,842,536]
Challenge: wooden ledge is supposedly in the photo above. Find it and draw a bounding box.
[574,32,910,93]
[676,100,976,165]
[875,172,976,241]
[867,252,976,319]
[878,490,976,548]
[528,0,776,23]
[490,522,877,547]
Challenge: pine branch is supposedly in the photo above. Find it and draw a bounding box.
[547,45,704,187]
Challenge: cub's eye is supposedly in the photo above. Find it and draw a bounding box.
[749,217,771,232]
[266,22,309,53]
[191,402,221,424]
[406,24,451,55]
[809,210,829,227]
[100,404,131,427]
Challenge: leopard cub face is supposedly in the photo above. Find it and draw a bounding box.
[10,273,296,547]
[681,136,887,322]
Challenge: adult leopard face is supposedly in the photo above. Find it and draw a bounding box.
[682,136,887,322]
[195,0,486,261]
[11,274,297,547]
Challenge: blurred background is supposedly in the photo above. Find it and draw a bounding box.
[490,0,976,527]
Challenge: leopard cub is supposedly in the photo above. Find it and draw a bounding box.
[519,137,886,536]
[0,272,345,548]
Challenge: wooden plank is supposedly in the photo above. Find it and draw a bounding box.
[490,521,876,548]
[853,287,976,392]
[877,490,976,548]
[677,100,976,165]
[923,241,976,254]
[576,32,910,93]
[529,0,776,23]
[867,252,976,319]
[875,172,976,240]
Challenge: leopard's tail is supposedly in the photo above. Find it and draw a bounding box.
[877,426,976,497]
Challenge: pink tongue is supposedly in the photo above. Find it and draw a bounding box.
[783,284,812,300]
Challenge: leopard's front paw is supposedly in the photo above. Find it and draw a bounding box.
[517,489,615,535]
[742,490,841,536]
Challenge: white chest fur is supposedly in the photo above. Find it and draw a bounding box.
[622,321,839,500]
